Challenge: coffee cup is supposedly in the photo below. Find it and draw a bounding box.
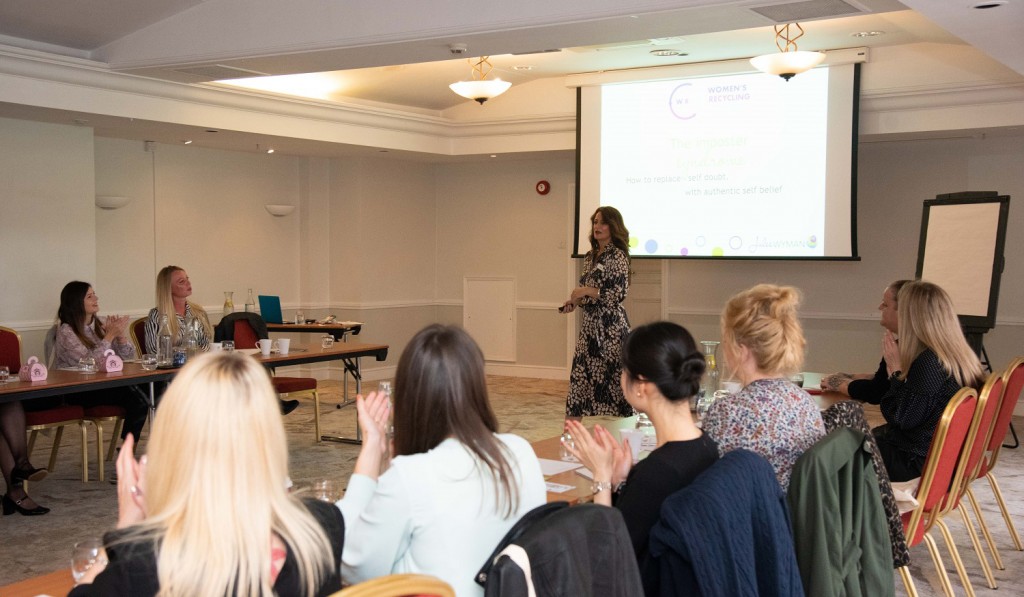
[257,339,273,356]
[209,342,223,352]
[277,338,291,355]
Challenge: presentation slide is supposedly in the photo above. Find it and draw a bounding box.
[577,65,857,259]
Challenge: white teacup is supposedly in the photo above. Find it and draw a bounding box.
[617,428,644,463]
[209,342,223,352]
[257,339,273,356]
[277,338,291,355]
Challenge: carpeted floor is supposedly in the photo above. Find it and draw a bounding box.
[3,376,1023,597]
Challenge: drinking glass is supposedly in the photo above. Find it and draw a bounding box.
[559,432,578,462]
[321,335,334,349]
[789,373,805,388]
[295,310,305,324]
[0,365,9,382]
[78,357,96,373]
[141,354,158,371]
[221,340,235,352]
[71,538,104,584]
[311,479,339,502]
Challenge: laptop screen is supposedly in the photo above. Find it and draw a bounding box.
[257,295,284,324]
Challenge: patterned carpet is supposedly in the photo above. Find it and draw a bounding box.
[3,377,1024,597]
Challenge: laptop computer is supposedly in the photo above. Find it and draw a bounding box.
[257,295,284,324]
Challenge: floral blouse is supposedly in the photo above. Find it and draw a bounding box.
[702,377,825,489]
[54,320,136,369]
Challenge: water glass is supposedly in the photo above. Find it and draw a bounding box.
[559,432,578,462]
[141,354,158,371]
[311,479,339,502]
[321,335,335,349]
[295,310,305,324]
[221,340,235,352]
[78,357,96,373]
[0,365,9,382]
[789,372,805,388]
[71,538,104,584]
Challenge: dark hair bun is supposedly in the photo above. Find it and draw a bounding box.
[621,321,703,403]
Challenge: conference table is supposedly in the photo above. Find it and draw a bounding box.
[0,341,389,408]
[0,568,73,597]
[532,383,849,505]
[267,321,363,341]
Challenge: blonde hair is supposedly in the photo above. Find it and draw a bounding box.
[721,284,805,376]
[896,281,984,387]
[121,352,334,596]
[155,266,213,341]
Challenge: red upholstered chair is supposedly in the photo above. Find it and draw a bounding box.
[82,404,125,482]
[971,356,1024,562]
[232,319,322,442]
[0,325,21,373]
[129,317,148,356]
[898,387,978,597]
[26,405,88,481]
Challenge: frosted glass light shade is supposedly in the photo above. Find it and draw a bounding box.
[750,50,825,80]
[449,79,511,104]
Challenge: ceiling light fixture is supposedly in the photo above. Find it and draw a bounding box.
[750,23,825,81]
[449,56,511,104]
[266,148,275,154]
[183,139,193,144]
[650,49,685,57]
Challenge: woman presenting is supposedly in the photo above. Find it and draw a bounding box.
[561,206,632,420]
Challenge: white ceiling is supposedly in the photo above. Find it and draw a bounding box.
[0,0,1021,153]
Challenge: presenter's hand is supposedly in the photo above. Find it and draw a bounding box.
[570,286,598,303]
[558,301,576,314]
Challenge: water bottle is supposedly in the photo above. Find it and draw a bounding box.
[379,381,394,439]
[184,313,199,359]
[156,315,173,367]
[244,288,256,313]
[635,412,657,453]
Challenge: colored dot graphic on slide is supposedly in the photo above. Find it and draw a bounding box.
[629,237,639,249]
[711,247,725,256]
[644,239,658,253]
[679,247,689,256]
[807,235,818,248]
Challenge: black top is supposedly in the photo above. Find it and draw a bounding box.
[68,499,344,597]
[848,358,889,404]
[878,349,964,460]
[615,434,719,578]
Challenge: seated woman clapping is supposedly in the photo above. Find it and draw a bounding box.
[69,352,343,597]
[564,321,719,588]
[339,325,546,596]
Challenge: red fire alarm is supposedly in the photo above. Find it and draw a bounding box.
[535,180,551,195]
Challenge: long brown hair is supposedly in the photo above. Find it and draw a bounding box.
[391,324,520,517]
[588,206,631,260]
[58,281,103,349]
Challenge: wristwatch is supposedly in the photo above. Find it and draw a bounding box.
[591,480,613,494]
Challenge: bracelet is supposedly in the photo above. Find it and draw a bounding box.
[591,480,613,495]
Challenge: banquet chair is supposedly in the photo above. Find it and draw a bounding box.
[933,374,1003,592]
[899,387,978,597]
[129,316,148,355]
[335,574,455,597]
[220,315,321,440]
[1,325,92,482]
[968,356,1024,567]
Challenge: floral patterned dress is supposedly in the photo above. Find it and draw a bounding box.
[701,377,825,489]
[565,244,633,417]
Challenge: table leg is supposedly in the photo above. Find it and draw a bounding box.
[321,355,363,445]
[148,382,156,422]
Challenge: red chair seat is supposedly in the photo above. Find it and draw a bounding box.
[25,405,85,426]
[83,404,126,418]
[272,377,317,393]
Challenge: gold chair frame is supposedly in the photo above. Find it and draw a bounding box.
[334,573,455,597]
[898,386,977,597]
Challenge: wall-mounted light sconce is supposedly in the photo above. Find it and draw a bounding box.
[95,195,132,210]
[264,204,296,216]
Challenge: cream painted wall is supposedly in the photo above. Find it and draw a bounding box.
[0,118,95,326]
